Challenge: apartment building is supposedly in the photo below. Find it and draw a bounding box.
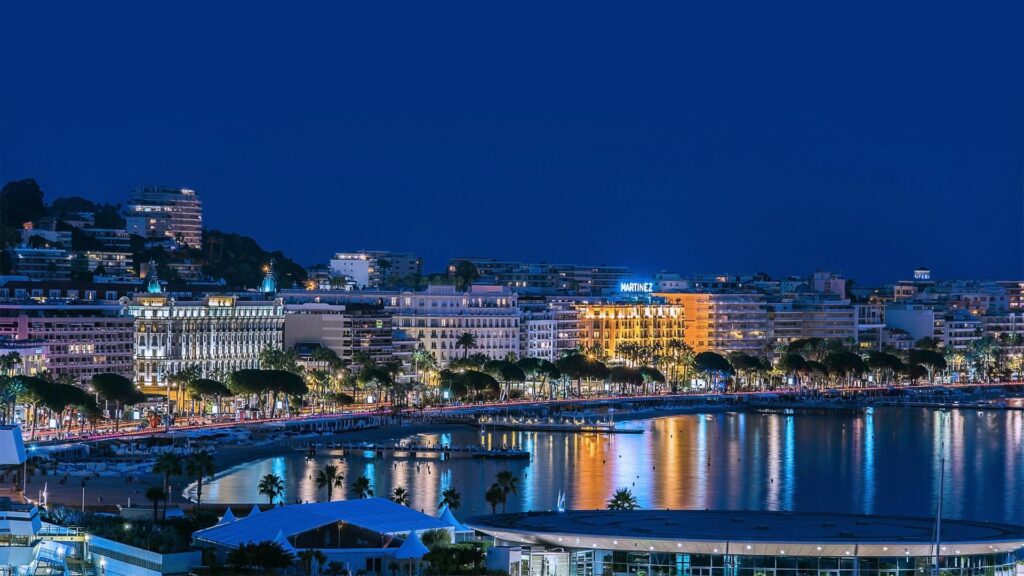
[284,302,393,367]
[447,258,631,296]
[125,185,203,248]
[518,297,579,362]
[768,294,856,347]
[391,285,519,366]
[0,302,134,385]
[576,301,685,360]
[127,293,284,392]
[657,292,768,354]
[7,247,73,280]
[329,251,421,288]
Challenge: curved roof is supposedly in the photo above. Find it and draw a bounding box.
[466,510,1024,558]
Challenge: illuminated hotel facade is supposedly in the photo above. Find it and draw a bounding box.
[127,293,285,392]
[576,301,685,360]
[657,292,768,354]
[391,284,520,366]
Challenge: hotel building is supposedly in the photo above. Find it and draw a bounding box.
[0,302,134,385]
[125,185,203,248]
[576,301,685,360]
[392,284,519,366]
[657,292,768,354]
[127,292,284,392]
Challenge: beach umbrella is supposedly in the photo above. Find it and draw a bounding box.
[218,507,236,524]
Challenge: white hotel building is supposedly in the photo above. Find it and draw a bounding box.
[127,293,285,392]
[392,285,519,365]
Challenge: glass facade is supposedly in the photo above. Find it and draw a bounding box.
[518,549,1017,576]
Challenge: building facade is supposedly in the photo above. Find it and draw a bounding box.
[127,294,284,392]
[658,292,768,354]
[283,302,393,367]
[125,185,204,248]
[519,297,580,362]
[576,301,685,360]
[329,251,421,288]
[0,302,134,385]
[392,285,519,366]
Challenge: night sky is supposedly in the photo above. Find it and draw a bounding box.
[2,4,1022,284]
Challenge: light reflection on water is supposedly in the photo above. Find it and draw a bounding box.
[197,407,1022,522]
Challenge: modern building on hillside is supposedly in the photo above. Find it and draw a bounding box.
[127,292,284,392]
[392,284,519,366]
[0,302,133,385]
[7,247,73,280]
[657,292,768,354]
[284,302,393,367]
[329,251,421,288]
[125,185,203,248]
[576,301,685,360]
[470,510,1024,576]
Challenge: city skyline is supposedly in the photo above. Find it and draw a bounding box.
[3,4,1022,284]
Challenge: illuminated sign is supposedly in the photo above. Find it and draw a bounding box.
[619,282,654,293]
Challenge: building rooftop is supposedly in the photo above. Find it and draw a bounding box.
[467,510,1024,557]
[194,498,452,548]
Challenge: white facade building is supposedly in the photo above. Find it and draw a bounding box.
[392,285,519,366]
[127,293,284,392]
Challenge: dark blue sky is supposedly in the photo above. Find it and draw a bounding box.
[2,4,1022,284]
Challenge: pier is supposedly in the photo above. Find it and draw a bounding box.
[298,441,531,460]
[478,418,644,434]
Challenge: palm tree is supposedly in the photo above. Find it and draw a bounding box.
[607,487,639,511]
[298,549,328,576]
[145,486,167,524]
[439,487,461,511]
[391,486,410,506]
[484,484,503,514]
[315,464,344,501]
[456,332,476,359]
[351,475,374,499]
[152,453,182,520]
[495,470,518,513]
[258,473,285,505]
[185,450,216,511]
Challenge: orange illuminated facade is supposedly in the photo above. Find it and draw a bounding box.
[656,292,768,354]
[576,302,685,359]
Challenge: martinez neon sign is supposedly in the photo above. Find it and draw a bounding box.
[619,282,654,293]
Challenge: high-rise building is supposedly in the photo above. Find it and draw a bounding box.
[329,251,421,288]
[127,292,284,392]
[576,301,685,360]
[0,302,134,385]
[657,292,768,354]
[391,285,519,366]
[125,186,203,248]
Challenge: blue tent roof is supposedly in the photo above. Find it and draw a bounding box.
[195,498,452,548]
